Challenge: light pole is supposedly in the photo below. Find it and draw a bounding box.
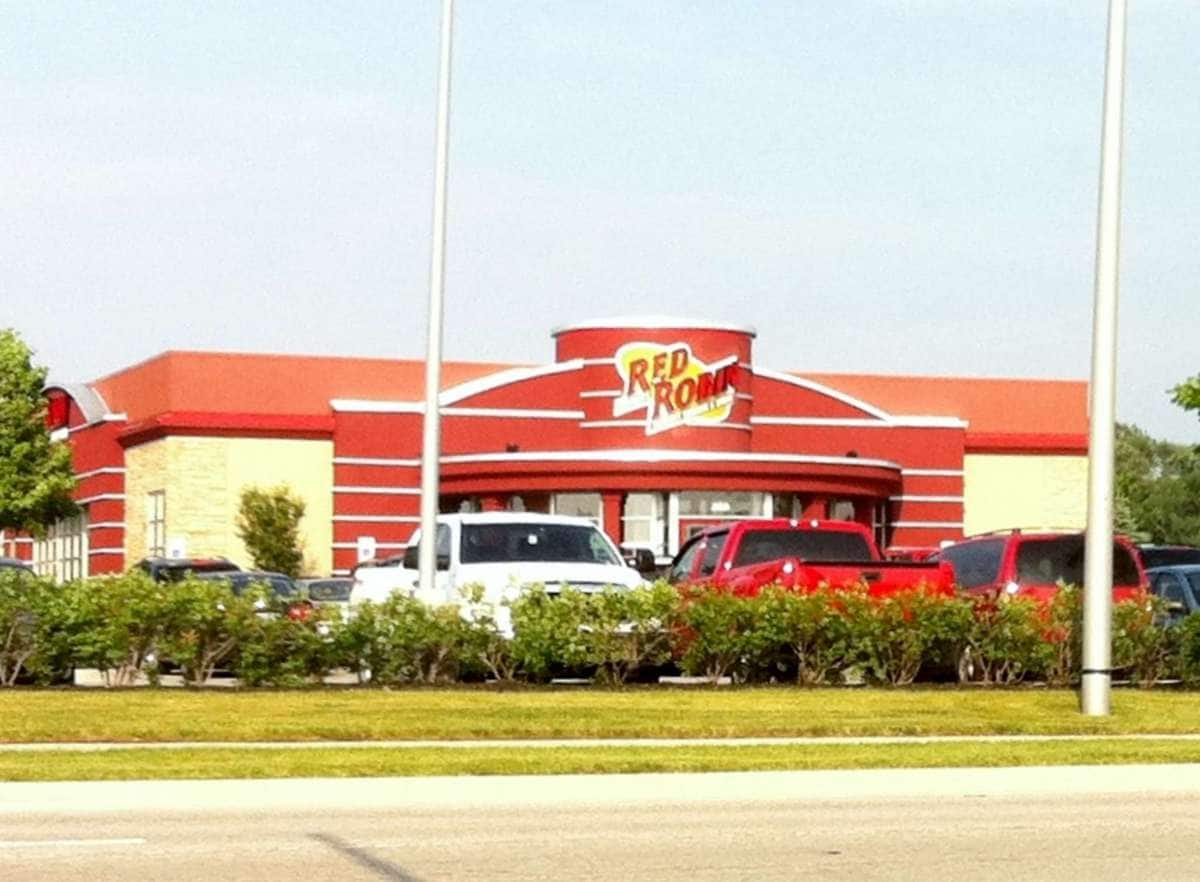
[418,0,455,598]
[1081,0,1128,717]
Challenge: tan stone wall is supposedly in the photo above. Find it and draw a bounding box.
[123,436,333,575]
[963,454,1089,536]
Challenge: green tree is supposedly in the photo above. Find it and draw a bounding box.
[1115,422,1200,545]
[234,484,306,577]
[0,329,77,535]
[1172,374,1200,414]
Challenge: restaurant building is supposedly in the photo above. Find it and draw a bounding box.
[2,317,1091,579]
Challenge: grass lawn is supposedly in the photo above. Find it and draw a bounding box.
[5,738,1200,781]
[3,686,1200,744]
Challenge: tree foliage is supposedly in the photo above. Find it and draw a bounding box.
[1115,423,1200,545]
[0,329,77,535]
[1172,374,1200,415]
[234,484,306,577]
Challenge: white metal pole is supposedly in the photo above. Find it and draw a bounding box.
[1081,0,1127,717]
[418,0,455,597]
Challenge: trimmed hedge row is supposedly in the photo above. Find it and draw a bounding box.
[0,569,1194,687]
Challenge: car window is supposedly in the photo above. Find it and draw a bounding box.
[697,531,729,578]
[1153,573,1186,605]
[938,538,1005,589]
[669,536,703,582]
[731,529,873,567]
[1187,573,1200,604]
[1015,536,1140,587]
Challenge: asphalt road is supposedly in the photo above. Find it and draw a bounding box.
[4,767,1200,881]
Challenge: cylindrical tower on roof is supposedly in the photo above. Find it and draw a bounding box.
[553,316,755,452]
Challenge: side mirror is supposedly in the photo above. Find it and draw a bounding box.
[1166,600,1186,613]
[404,546,451,572]
[436,553,450,572]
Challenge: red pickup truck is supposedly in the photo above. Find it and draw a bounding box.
[668,519,956,597]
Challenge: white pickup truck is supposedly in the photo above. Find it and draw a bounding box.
[349,512,644,626]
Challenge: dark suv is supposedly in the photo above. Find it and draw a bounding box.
[931,529,1146,602]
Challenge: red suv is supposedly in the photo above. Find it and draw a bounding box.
[932,530,1147,602]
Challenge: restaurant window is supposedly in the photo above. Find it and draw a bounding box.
[677,492,763,517]
[33,513,88,583]
[622,492,668,558]
[146,490,166,558]
[551,493,602,526]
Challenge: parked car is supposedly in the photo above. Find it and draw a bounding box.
[0,557,33,575]
[136,556,240,583]
[668,519,956,597]
[1139,544,1200,570]
[297,577,352,616]
[930,529,1147,603]
[194,570,313,620]
[350,512,644,633]
[1147,565,1200,625]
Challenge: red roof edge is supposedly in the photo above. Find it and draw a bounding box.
[119,412,336,447]
[965,432,1088,455]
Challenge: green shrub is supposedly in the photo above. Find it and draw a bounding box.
[231,587,340,687]
[1177,613,1200,685]
[338,594,470,686]
[1112,593,1176,687]
[508,586,592,681]
[581,582,680,685]
[845,585,973,686]
[675,588,760,683]
[752,587,853,685]
[962,597,1054,685]
[157,577,259,685]
[0,569,46,685]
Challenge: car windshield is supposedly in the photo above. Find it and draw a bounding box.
[460,523,621,566]
[731,529,874,566]
[305,580,351,602]
[1015,536,1141,587]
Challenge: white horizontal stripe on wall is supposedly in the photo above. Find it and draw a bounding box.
[901,469,964,477]
[8,537,33,545]
[752,416,967,429]
[75,493,125,505]
[67,414,128,434]
[332,569,351,576]
[332,515,421,523]
[333,486,420,496]
[331,542,408,550]
[74,467,126,480]
[891,521,964,529]
[580,420,753,432]
[579,390,619,399]
[888,496,964,503]
[86,521,126,531]
[440,449,901,470]
[579,358,616,367]
[333,457,421,467]
[87,548,124,556]
[331,399,424,414]
[735,393,754,401]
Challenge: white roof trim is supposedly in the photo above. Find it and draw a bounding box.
[752,415,967,429]
[440,449,901,470]
[440,360,584,405]
[333,457,421,467]
[551,316,757,337]
[443,407,583,420]
[753,368,894,420]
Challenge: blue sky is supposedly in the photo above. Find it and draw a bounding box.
[3,2,1198,441]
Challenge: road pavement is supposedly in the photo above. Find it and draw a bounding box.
[3,766,1200,881]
